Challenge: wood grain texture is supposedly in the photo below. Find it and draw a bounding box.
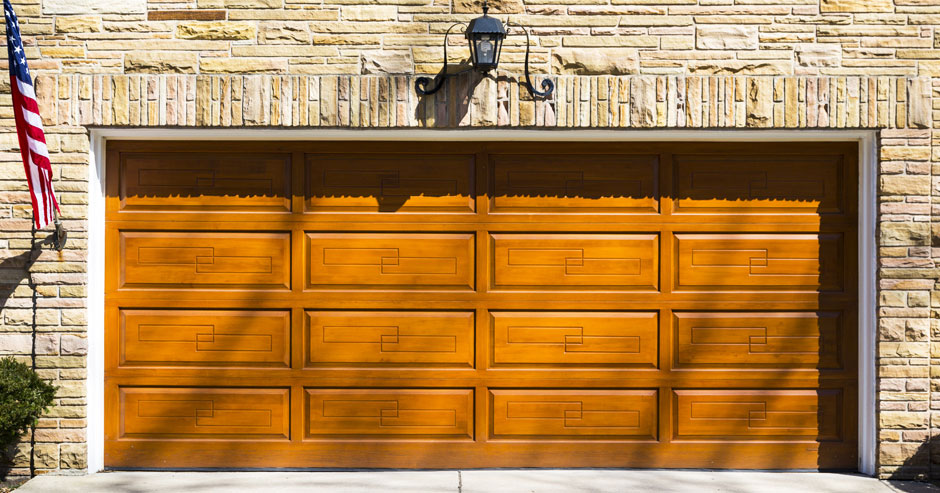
[489,154,659,213]
[491,234,659,291]
[120,231,291,290]
[490,389,658,439]
[306,153,475,213]
[120,309,290,368]
[491,312,658,367]
[120,387,290,440]
[119,152,292,212]
[306,311,474,367]
[674,312,841,369]
[306,233,475,290]
[306,388,474,439]
[104,141,858,469]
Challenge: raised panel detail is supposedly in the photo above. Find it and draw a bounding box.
[306,154,475,213]
[674,312,841,369]
[306,311,474,367]
[674,389,842,441]
[120,153,290,212]
[306,389,473,439]
[490,389,658,439]
[120,387,289,440]
[490,155,658,213]
[306,233,475,290]
[491,312,657,367]
[675,234,843,291]
[120,310,290,368]
[491,234,658,291]
[674,155,843,214]
[120,232,291,290]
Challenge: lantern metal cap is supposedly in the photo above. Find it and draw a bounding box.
[465,4,505,38]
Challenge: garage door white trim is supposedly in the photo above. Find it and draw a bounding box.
[85,128,877,475]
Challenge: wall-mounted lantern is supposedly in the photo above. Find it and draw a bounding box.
[415,1,554,99]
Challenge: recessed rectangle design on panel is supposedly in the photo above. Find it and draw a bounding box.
[120,309,290,368]
[490,155,659,213]
[306,311,474,367]
[306,389,474,439]
[119,387,290,440]
[120,232,291,290]
[673,389,842,441]
[491,312,658,367]
[491,234,658,291]
[675,234,843,291]
[673,155,844,214]
[489,389,658,440]
[120,153,291,212]
[305,153,475,213]
[306,233,475,290]
[674,312,841,369]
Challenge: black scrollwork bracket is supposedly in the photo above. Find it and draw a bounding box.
[509,23,553,99]
[415,23,469,96]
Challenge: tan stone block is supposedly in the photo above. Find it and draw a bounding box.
[696,26,757,50]
[454,0,522,13]
[630,77,656,127]
[881,412,929,430]
[177,21,256,40]
[55,16,101,33]
[201,58,287,74]
[341,5,397,20]
[361,51,413,74]
[41,47,85,58]
[561,36,658,48]
[689,61,789,75]
[233,46,338,57]
[821,0,893,13]
[880,175,930,195]
[880,342,929,358]
[260,22,310,43]
[125,53,197,74]
[210,0,281,7]
[552,48,637,75]
[60,443,87,469]
[882,146,931,161]
[229,9,339,20]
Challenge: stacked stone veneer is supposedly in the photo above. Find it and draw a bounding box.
[3,0,940,483]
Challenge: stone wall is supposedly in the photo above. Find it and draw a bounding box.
[2,0,940,483]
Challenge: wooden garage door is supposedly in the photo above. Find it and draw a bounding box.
[104,141,858,469]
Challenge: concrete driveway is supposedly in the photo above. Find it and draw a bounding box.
[14,470,940,493]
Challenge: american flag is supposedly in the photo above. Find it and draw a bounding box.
[5,0,57,230]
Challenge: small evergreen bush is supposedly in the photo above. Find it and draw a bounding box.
[0,357,56,449]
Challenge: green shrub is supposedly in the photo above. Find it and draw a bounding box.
[0,357,56,449]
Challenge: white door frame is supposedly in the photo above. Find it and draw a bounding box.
[86,128,878,475]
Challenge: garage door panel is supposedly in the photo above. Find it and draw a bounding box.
[306,233,475,290]
[120,232,291,290]
[491,312,658,367]
[106,142,858,469]
[119,153,292,212]
[674,155,843,214]
[675,233,843,291]
[491,234,659,290]
[490,389,658,440]
[489,155,659,213]
[674,312,842,369]
[306,154,475,213]
[120,387,290,440]
[305,389,474,439]
[673,389,842,441]
[305,311,474,367]
[120,309,291,368]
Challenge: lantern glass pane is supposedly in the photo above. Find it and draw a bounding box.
[475,35,495,66]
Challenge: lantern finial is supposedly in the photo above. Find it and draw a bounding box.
[482,0,489,15]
